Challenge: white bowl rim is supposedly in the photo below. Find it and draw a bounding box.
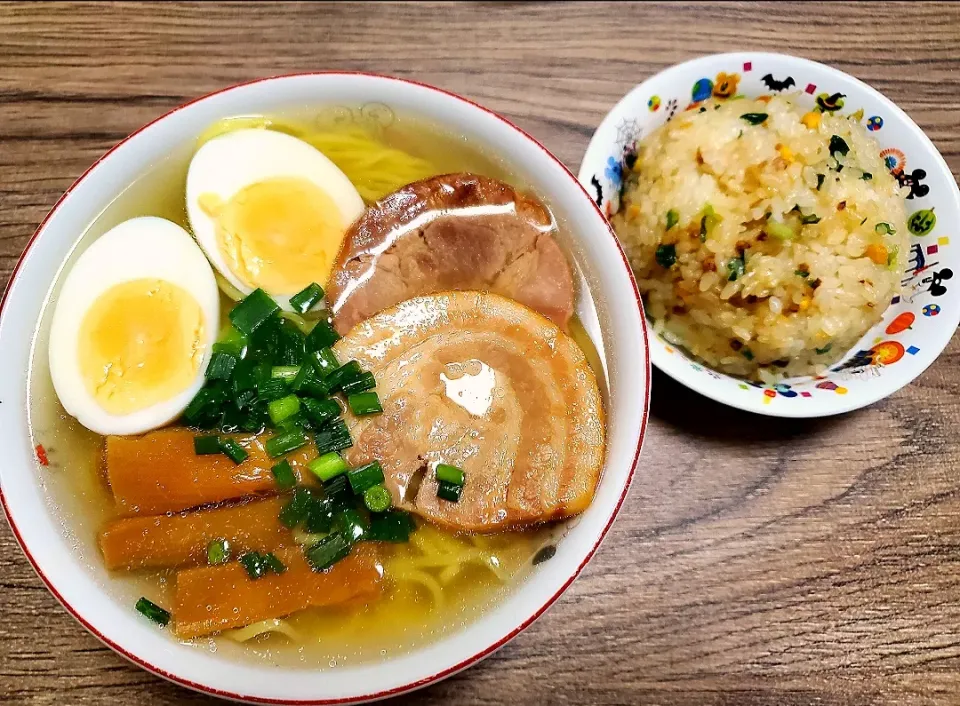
[0,71,651,703]
[580,51,960,418]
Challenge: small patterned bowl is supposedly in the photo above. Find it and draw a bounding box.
[579,52,960,417]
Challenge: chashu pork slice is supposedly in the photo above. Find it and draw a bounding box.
[327,173,576,335]
[333,291,604,532]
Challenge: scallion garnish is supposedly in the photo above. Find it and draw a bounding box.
[307,348,340,377]
[279,488,313,528]
[341,371,376,396]
[435,463,465,486]
[347,461,385,494]
[437,480,464,503]
[367,510,415,543]
[219,437,248,464]
[315,419,353,454]
[348,391,383,416]
[306,533,352,572]
[263,552,286,574]
[305,318,340,352]
[135,597,171,627]
[655,244,676,268]
[271,365,300,381]
[256,377,288,402]
[665,209,679,230]
[193,434,222,455]
[740,112,768,125]
[207,538,230,565]
[271,459,297,490]
[829,135,849,159]
[229,288,280,335]
[875,222,896,235]
[267,394,301,426]
[363,485,392,513]
[206,351,238,380]
[289,282,325,315]
[324,360,364,393]
[333,509,368,543]
[265,428,308,458]
[308,452,349,482]
[305,496,335,533]
[301,397,341,429]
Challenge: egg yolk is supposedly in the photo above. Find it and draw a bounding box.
[78,279,206,416]
[202,176,346,295]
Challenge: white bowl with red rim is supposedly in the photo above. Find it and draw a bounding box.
[0,74,649,703]
[579,52,960,417]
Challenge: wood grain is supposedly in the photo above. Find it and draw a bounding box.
[2,1,960,704]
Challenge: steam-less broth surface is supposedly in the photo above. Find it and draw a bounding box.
[28,106,602,668]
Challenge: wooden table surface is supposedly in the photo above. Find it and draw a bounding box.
[2,2,960,704]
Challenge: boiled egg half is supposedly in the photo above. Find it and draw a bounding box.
[186,128,364,310]
[48,217,219,435]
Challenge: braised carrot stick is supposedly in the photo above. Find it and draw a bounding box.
[106,428,317,515]
[99,496,292,570]
[174,545,381,639]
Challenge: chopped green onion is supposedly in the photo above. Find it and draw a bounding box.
[861,171,873,181]
[267,394,301,426]
[363,485,392,513]
[437,480,464,503]
[875,222,896,235]
[665,209,679,230]
[367,510,415,543]
[265,428,308,458]
[324,360,364,393]
[271,459,297,490]
[727,254,746,281]
[740,112,768,125]
[816,173,825,190]
[315,419,353,454]
[301,397,341,428]
[257,377,288,403]
[655,244,676,268]
[829,135,849,158]
[212,325,248,359]
[183,386,227,425]
[271,365,300,381]
[766,219,795,240]
[306,533,352,571]
[298,372,330,399]
[341,371,376,396]
[305,318,340,352]
[305,496,334,533]
[348,461,385,494]
[435,463,465,486]
[288,363,313,392]
[323,474,353,507]
[800,213,821,225]
[239,552,266,579]
[795,269,810,278]
[279,488,313,528]
[219,437,248,465]
[333,509,368,543]
[289,282,325,314]
[205,351,237,380]
[307,348,340,377]
[742,348,754,361]
[229,288,280,335]
[308,452,349,482]
[193,435,222,455]
[348,391,383,416]
[207,538,230,565]
[815,344,833,355]
[262,552,286,574]
[135,597,170,627]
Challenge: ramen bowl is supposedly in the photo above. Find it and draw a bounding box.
[580,52,960,417]
[0,74,649,702]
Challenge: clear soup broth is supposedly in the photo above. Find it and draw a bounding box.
[28,104,603,668]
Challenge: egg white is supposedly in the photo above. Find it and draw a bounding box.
[185,128,365,310]
[48,217,220,436]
